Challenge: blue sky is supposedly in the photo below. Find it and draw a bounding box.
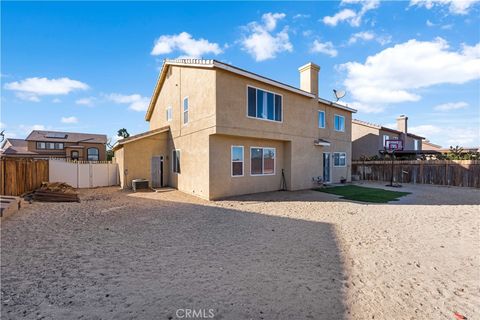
[2,0,479,147]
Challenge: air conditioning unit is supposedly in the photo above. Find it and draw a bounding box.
[132,179,149,192]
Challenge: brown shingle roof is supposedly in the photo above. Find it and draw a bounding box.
[25,130,107,144]
[353,119,425,139]
[0,138,37,156]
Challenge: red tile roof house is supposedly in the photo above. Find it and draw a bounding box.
[0,130,107,161]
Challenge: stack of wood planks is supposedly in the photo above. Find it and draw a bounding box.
[32,182,80,202]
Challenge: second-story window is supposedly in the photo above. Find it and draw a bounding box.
[87,148,99,161]
[334,114,345,132]
[36,142,46,149]
[383,135,389,147]
[166,106,172,121]
[183,97,189,125]
[247,86,282,122]
[318,110,326,128]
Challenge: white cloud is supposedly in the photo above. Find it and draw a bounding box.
[444,127,480,146]
[348,31,375,44]
[302,30,313,37]
[75,97,96,106]
[348,31,391,46]
[18,124,46,135]
[376,34,392,46]
[151,32,222,58]
[441,23,454,30]
[433,101,469,111]
[293,14,310,19]
[4,77,88,102]
[410,0,480,15]
[426,19,435,26]
[61,116,78,124]
[106,93,150,112]
[340,38,480,109]
[240,12,293,61]
[350,101,386,113]
[410,124,479,146]
[322,9,357,26]
[409,124,442,136]
[311,40,338,57]
[323,0,380,27]
[52,98,61,103]
[14,92,41,102]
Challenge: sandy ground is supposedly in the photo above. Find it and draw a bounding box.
[1,182,479,320]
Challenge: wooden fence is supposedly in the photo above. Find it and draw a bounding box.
[352,160,480,188]
[0,158,49,196]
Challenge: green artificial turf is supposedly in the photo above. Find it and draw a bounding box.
[314,185,410,203]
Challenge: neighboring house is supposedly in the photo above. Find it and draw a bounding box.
[423,140,443,151]
[352,115,425,160]
[0,130,107,161]
[113,59,357,200]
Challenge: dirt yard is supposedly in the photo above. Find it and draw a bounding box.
[1,183,479,320]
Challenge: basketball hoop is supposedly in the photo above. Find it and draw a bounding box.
[385,139,403,151]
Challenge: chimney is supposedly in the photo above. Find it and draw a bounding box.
[396,115,408,133]
[298,62,320,97]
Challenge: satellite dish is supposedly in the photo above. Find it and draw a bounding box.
[333,89,346,102]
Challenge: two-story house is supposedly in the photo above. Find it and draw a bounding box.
[0,130,107,161]
[113,59,357,200]
[352,116,426,160]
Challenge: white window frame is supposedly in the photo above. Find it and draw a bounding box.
[183,97,189,125]
[318,110,326,128]
[172,149,181,174]
[334,114,345,132]
[250,147,276,176]
[383,134,389,147]
[246,85,283,123]
[166,106,172,122]
[87,147,100,161]
[231,146,244,177]
[414,139,419,151]
[333,152,347,167]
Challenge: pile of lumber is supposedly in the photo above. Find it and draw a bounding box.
[32,182,80,202]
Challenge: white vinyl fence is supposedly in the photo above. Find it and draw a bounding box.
[49,159,119,188]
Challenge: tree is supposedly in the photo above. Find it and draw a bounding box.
[117,128,130,138]
[447,145,464,160]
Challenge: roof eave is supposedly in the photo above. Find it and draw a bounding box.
[144,59,320,121]
[318,98,357,113]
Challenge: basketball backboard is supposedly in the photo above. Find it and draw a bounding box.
[385,139,404,151]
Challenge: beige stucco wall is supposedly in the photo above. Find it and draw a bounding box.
[135,64,354,199]
[352,122,376,160]
[214,69,352,192]
[148,65,216,135]
[146,65,217,199]
[118,134,169,188]
[166,128,212,199]
[209,134,285,199]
